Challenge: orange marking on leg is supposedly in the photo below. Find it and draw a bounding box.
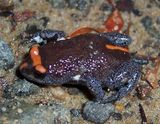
[105,44,129,52]
[69,27,105,38]
[35,64,47,74]
[30,46,41,66]
[30,45,46,74]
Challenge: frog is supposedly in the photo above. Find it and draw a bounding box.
[19,30,142,103]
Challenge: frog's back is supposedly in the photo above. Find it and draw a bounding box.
[39,33,130,81]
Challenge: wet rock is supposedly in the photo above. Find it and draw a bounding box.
[0,100,71,123]
[3,79,40,98]
[83,101,115,123]
[0,38,14,70]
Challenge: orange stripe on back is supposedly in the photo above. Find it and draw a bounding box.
[105,44,129,52]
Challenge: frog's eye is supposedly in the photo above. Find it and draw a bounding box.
[30,45,47,74]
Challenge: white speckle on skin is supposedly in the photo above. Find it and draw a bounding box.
[72,74,81,81]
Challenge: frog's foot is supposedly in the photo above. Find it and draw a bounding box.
[102,61,141,103]
[102,78,138,103]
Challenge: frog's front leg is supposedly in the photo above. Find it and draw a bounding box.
[31,29,66,44]
[102,61,141,103]
[100,32,132,46]
[85,77,105,102]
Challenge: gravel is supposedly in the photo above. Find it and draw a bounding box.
[83,101,115,123]
[0,37,14,70]
[0,100,71,123]
[3,79,40,98]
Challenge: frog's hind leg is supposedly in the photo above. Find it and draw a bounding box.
[102,61,141,103]
[83,77,105,102]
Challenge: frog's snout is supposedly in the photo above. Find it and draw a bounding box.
[19,62,28,71]
[19,56,34,77]
[19,55,46,84]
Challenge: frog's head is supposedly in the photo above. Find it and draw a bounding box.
[19,45,47,84]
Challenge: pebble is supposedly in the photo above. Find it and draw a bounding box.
[1,107,6,112]
[3,79,40,98]
[82,101,115,124]
[0,99,71,123]
[0,37,14,70]
[51,87,70,101]
[17,108,23,113]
